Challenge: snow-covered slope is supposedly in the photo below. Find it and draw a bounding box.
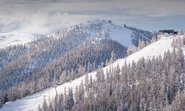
[102,22,133,46]
[89,20,152,46]
[48,20,152,47]
[87,20,134,46]
[0,35,179,111]
[0,33,32,49]
[0,33,42,49]
[113,36,173,68]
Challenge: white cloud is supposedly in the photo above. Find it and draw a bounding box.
[0,0,185,33]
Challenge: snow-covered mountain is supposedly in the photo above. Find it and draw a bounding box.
[0,20,151,91]
[1,34,183,111]
[49,20,152,46]
[0,20,152,50]
[0,20,155,111]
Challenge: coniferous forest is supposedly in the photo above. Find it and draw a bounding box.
[38,48,185,111]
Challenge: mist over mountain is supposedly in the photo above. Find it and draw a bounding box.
[0,0,185,111]
[0,19,185,110]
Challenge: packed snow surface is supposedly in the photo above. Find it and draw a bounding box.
[106,24,133,46]
[94,21,133,46]
[0,35,179,111]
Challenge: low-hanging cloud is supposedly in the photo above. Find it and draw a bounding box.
[0,0,185,33]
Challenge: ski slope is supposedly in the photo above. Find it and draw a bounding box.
[110,35,174,68]
[94,21,133,46]
[0,35,179,111]
[86,20,151,47]
[106,23,133,46]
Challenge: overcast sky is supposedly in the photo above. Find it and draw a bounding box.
[0,0,185,34]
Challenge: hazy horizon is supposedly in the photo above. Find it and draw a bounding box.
[0,0,185,34]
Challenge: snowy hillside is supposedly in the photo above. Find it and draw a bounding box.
[0,20,130,105]
[0,20,152,49]
[111,36,174,68]
[0,33,42,49]
[86,20,134,46]
[48,20,152,47]
[0,35,180,111]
